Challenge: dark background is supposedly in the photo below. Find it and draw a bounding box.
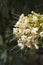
[0,0,43,65]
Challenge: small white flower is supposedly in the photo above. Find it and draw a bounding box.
[31,11,34,14]
[28,36,32,40]
[18,29,22,34]
[28,45,31,48]
[26,44,31,48]
[32,15,38,21]
[21,35,27,42]
[40,23,43,28]
[27,36,32,44]
[13,28,17,34]
[40,31,43,37]
[35,44,39,49]
[15,21,20,27]
[25,18,29,23]
[24,29,30,34]
[31,28,38,34]
[20,14,24,19]
[33,43,39,49]
[18,43,24,49]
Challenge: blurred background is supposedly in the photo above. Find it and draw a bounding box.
[0,0,43,65]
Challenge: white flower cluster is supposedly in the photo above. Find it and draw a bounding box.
[13,11,43,50]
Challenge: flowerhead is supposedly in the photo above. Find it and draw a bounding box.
[13,11,43,50]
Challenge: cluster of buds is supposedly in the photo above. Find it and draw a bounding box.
[13,11,43,50]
